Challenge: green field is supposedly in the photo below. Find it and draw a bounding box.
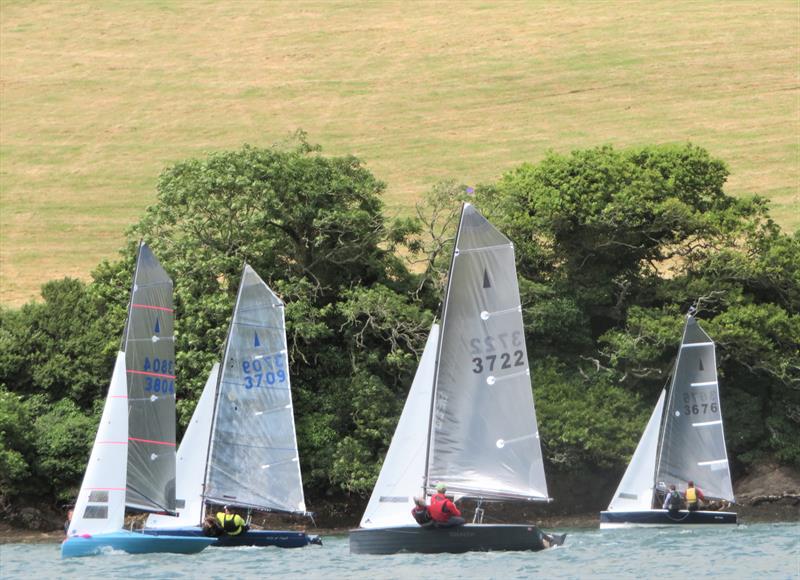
[1,1,797,305]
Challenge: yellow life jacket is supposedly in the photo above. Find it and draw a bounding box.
[686,487,697,504]
[216,512,245,535]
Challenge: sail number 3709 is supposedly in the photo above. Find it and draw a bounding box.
[470,332,526,374]
[242,357,287,388]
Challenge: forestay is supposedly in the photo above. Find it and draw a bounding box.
[607,390,666,511]
[68,353,129,535]
[426,203,548,501]
[655,316,734,501]
[146,364,220,528]
[204,265,306,514]
[360,325,439,528]
[124,242,177,513]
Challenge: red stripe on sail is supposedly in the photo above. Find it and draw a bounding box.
[129,437,176,447]
[127,370,176,379]
[131,304,174,313]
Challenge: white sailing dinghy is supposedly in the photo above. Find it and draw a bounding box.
[62,242,214,557]
[350,203,565,554]
[145,264,319,547]
[599,313,737,528]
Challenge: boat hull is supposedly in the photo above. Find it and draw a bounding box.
[349,524,565,555]
[143,526,320,548]
[61,530,214,558]
[599,509,737,529]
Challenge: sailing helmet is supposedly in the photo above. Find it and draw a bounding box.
[436,482,447,492]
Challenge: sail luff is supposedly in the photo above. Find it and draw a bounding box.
[423,203,467,493]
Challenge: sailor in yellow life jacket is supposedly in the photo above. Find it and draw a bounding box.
[216,505,249,536]
[685,481,705,511]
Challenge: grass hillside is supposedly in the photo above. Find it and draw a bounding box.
[1,1,797,305]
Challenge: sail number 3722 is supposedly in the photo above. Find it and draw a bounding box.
[470,332,526,374]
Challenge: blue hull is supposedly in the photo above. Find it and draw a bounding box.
[143,526,321,548]
[61,530,215,558]
[599,509,737,528]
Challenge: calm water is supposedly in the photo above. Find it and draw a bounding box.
[1,523,797,579]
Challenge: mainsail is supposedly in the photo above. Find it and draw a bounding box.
[204,265,306,514]
[426,203,548,502]
[360,325,440,528]
[124,242,177,513]
[655,316,734,502]
[607,390,666,511]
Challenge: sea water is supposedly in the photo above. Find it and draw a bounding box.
[0,523,797,579]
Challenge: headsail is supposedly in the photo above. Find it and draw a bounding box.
[146,364,220,528]
[655,316,734,502]
[204,265,306,514]
[426,204,548,502]
[124,242,177,513]
[68,353,129,536]
[360,325,439,528]
[607,390,666,511]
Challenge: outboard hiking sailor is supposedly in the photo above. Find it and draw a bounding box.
[216,506,249,536]
[429,483,465,528]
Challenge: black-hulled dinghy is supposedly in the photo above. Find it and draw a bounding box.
[350,204,565,555]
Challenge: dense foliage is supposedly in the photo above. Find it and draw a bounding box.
[1,138,797,515]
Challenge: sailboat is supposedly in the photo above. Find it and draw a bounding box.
[350,203,566,554]
[62,242,215,558]
[599,313,737,528]
[144,264,320,547]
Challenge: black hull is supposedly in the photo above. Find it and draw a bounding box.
[143,526,321,548]
[349,524,566,555]
[599,509,737,528]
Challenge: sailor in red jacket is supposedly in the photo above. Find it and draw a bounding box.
[428,483,465,527]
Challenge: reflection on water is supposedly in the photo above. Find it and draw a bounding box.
[1,523,797,579]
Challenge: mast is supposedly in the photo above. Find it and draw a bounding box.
[199,262,245,524]
[422,202,467,495]
[119,241,143,352]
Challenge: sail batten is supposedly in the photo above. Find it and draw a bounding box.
[426,204,549,500]
[204,265,306,514]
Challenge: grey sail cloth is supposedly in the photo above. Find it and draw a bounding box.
[655,316,734,502]
[426,204,548,501]
[205,265,306,514]
[124,242,177,513]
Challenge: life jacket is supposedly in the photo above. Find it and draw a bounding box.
[668,491,683,510]
[428,493,460,523]
[686,487,697,504]
[216,512,245,535]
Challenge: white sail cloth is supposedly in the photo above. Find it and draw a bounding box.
[607,390,666,511]
[426,204,548,502]
[360,325,439,528]
[146,364,219,528]
[68,353,129,536]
